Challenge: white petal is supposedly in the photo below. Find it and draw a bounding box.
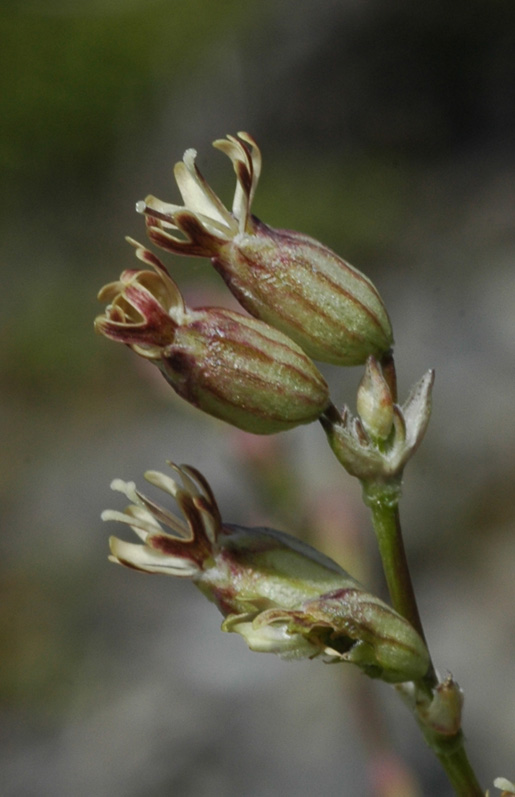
[213,137,251,232]
[494,778,515,793]
[123,505,165,537]
[144,469,181,498]
[109,537,199,577]
[197,504,218,545]
[139,196,183,231]
[130,494,189,538]
[191,210,236,239]
[213,133,262,234]
[227,619,316,659]
[101,509,159,539]
[172,464,202,497]
[237,131,262,205]
[174,152,233,228]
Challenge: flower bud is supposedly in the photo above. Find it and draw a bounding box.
[95,240,329,434]
[321,369,434,485]
[416,675,464,736]
[356,356,394,441]
[398,674,465,740]
[103,461,430,684]
[137,133,393,366]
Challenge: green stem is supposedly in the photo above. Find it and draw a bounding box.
[322,354,483,793]
[432,740,484,797]
[365,491,430,656]
[364,487,483,796]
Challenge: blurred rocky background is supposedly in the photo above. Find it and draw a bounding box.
[1,1,514,794]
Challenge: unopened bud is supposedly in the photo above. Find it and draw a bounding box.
[415,675,464,736]
[322,369,435,484]
[138,133,393,366]
[95,240,329,434]
[356,356,394,441]
[103,461,430,684]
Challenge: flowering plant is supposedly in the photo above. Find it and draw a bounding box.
[96,133,508,795]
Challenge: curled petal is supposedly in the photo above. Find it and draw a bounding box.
[175,149,235,230]
[103,463,221,575]
[137,133,260,252]
[96,239,330,434]
[109,536,200,576]
[213,132,261,232]
[95,241,184,354]
[143,208,228,257]
[222,614,317,659]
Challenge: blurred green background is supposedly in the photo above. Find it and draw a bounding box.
[2,1,515,795]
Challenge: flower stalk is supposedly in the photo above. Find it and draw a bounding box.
[363,490,430,663]
[354,356,484,795]
[364,470,484,796]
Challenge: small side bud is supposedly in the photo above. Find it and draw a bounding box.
[321,369,435,487]
[416,675,464,736]
[103,461,430,684]
[95,240,330,434]
[356,356,394,441]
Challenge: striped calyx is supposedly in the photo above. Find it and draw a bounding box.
[104,461,430,683]
[95,240,329,434]
[138,132,393,366]
[215,220,393,365]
